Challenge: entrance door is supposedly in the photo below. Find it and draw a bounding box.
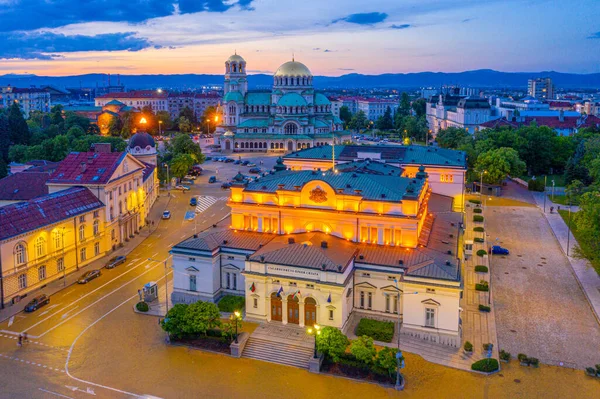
[271,293,282,321]
[225,140,231,151]
[287,295,299,324]
[287,141,294,152]
[305,297,317,326]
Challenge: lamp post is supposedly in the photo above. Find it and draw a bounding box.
[60,227,68,286]
[163,163,170,194]
[158,120,163,136]
[551,179,555,201]
[233,310,242,343]
[567,196,572,256]
[307,324,321,358]
[479,170,487,197]
[543,175,547,213]
[147,257,171,313]
[393,278,418,391]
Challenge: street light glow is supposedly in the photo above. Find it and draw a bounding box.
[140,117,147,124]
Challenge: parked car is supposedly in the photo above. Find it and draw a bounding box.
[190,197,198,206]
[162,210,171,219]
[175,185,190,191]
[106,256,126,269]
[246,162,256,167]
[78,269,101,284]
[24,294,50,312]
[224,158,234,163]
[205,156,212,161]
[234,160,241,165]
[249,167,261,174]
[221,182,231,189]
[184,174,197,180]
[208,176,217,183]
[241,160,250,166]
[491,245,509,255]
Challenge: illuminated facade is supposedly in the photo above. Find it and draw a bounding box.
[171,165,464,347]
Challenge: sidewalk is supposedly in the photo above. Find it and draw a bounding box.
[0,193,171,323]
[531,192,600,324]
[133,279,173,317]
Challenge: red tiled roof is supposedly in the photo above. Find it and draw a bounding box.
[194,93,221,99]
[141,162,155,182]
[547,101,573,108]
[480,115,600,130]
[0,172,51,201]
[479,118,520,129]
[96,90,167,99]
[0,187,104,241]
[47,152,125,185]
[359,98,398,103]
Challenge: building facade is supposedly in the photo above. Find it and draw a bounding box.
[527,77,554,100]
[0,86,51,117]
[171,165,463,347]
[426,94,493,135]
[216,54,349,153]
[95,90,168,113]
[357,98,399,121]
[0,187,106,306]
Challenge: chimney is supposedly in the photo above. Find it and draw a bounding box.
[288,237,295,244]
[80,162,87,173]
[321,241,328,248]
[93,143,112,153]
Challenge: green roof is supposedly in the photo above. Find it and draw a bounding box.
[105,99,125,106]
[314,93,331,106]
[224,91,244,103]
[244,170,424,201]
[333,115,343,124]
[284,144,467,168]
[233,133,313,140]
[246,92,271,106]
[336,160,404,176]
[238,118,272,128]
[312,118,329,128]
[277,93,307,107]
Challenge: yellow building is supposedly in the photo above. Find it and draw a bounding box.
[0,187,106,306]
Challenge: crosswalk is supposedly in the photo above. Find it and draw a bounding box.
[194,196,227,214]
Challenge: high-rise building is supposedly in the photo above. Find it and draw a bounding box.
[528,78,554,100]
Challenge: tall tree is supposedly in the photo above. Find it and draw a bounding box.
[348,110,368,132]
[475,147,526,184]
[339,106,352,128]
[170,153,196,179]
[0,112,10,163]
[516,124,555,175]
[178,116,192,133]
[399,92,411,116]
[411,98,427,117]
[156,110,173,132]
[179,106,197,124]
[376,106,394,130]
[436,127,471,149]
[7,102,30,145]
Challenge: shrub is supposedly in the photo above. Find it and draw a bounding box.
[500,350,511,362]
[217,295,245,313]
[517,353,529,364]
[475,265,488,273]
[464,341,473,352]
[316,327,349,362]
[375,347,399,378]
[474,237,484,243]
[586,367,597,376]
[473,227,485,232]
[528,357,539,367]
[479,304,491,312]
[473,208,483,214]
[596,364,600,374]
[476,281,489,292]
[528,178,545,192]
[473,215,484,222]
[483,343,492,351]
[477,249,487,257]
[471,358,499,372]
[136,301,149,312]
[469,199,481,204]
[350,336,377,365]
[161,303,189,339]
[355,318,395,343]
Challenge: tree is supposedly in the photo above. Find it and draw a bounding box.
[376,347,401,378]
[0,158,7,179]
[376,106,394,130]
[170,153,196,179]
[399,92,411,116]
[339,106,352,128]
[573,191,600,260]
[178,116,192,133]
[167,133,205,164]
[66,125,86,140]
[7,102,30,145]
[516,124,556,175]
[183,301,221,336]
[411,98,427,118]
[156,110,173,132]
[71,136,127,153]
[0,112,10,163]
[160,303,189,339]
[436,127,471,149]
[179,106,197,124]
[565,179,584,204]
[108,116,123,137]
[64,112,91,134]
[8,144,28,162]
[348,110,368,132]
[475,147,526,184]
[350,336,376,365]
[222,315,243,342]
[201,106,218,133]
[315,327,349,362]
[564,140,591,185]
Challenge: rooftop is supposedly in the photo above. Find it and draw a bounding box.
[0,172,51,201]
[96,90,168,99]
[47,151,125,185]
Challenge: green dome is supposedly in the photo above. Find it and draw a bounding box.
[273,157,287,172]
[314,93,331,106]
[224,91,244,103]
[277,93,307,107]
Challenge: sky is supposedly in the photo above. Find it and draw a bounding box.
[0,0,599,76]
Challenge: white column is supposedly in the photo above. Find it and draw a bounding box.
[282,298,288,325]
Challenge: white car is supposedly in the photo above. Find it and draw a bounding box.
[175,185,190,191]
[184,175,197,180]
[162,211,171,219]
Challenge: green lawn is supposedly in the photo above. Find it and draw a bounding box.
[521,174,566,187]
[549,195,579,206]
[558,210,600,275]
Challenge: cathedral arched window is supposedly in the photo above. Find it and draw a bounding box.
[284,123,298,135]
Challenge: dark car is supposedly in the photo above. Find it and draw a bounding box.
[190,197,198,206]
[24,294,50,312]
[233,160,241,165]
[249,167,261,174]
[205,156,212,161]
[224,158,234,163]
[491,245,509,255]
[78,269,101,284]
[241,160,250,166]
[208,176,217,183]
[106,256,126,269]
[221,182,231,189]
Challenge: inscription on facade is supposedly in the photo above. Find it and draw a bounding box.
[267,265,320,277]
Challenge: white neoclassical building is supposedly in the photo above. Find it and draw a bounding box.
[216,53,350,153]
[171,164,464,347]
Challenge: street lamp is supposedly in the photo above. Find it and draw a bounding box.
[206,118,211,135]
[307,324,321,358]
[163,163,170,194]
[158,120,163,136]
[393,278,418,391]
[232,310,242,343]
[148,257,171,313]
[479,170,487,197]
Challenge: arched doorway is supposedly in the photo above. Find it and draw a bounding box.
[287,295,299,324]
[287,141,294,152]
[271,292,282,321]
[225,140,231,150]
[305,297,317,326]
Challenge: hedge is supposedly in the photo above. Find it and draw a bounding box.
[476,281,489,292]
[479,304,491,312]
[473,215,484,222]
[474,237,484,243]
[136,301,149,312]
[471,358,499,372]
[217,295,245,313]
[477,249,487,257]
[500,350,511,362]
[473,227,485,232]
[464,341,473,352]
[473,208,483,214]
[475,265,488,273]
[355,318,395,343]
[528,179,545,192]
[468,199,481,204]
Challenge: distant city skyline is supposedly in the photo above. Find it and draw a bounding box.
[1,0,599,76]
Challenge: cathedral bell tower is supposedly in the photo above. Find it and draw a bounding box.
[224,52,247,97]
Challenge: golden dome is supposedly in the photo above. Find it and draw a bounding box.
[227,54,245,63]
[274,60,312,77]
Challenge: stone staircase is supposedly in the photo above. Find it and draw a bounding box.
[242,336,314,368]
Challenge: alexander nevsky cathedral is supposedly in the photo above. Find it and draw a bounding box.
[216,53,350,153]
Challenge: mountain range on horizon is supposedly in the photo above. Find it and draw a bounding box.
[1,69,599,91]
